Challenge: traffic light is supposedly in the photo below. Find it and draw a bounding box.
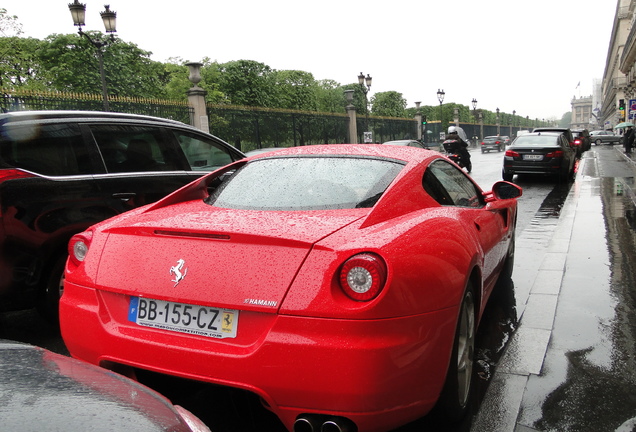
[619,99,625,111]
[422,115,427,125]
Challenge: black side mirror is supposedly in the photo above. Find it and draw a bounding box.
[492,181,522,200]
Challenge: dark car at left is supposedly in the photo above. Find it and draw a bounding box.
[0,110,245,323]
[502,131,576,181]
[0,339,210,432]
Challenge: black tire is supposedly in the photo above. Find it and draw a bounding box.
[465,160,472,173]
[437,283,476,420]
[37,254,67,325]
[558,163,572,182]
[502,171,513,182]
[501,231,515,279]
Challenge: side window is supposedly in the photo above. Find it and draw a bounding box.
[172,130,235,171]
[561,136,569,149]
[0,122,91,176]
[90,125,185,173]
[423,160,484,208]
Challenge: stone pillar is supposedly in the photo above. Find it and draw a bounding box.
[185,62,210,133]
[344,90,357,144]
[479,111,484,140]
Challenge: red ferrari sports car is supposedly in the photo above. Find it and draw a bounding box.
[60,144,522,432]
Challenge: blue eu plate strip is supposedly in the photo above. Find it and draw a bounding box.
[128,297,139,322]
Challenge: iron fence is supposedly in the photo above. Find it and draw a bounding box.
[356,115,419,144]
[3,89,504,150]
[0,89,193,124]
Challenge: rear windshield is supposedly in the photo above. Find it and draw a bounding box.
[512,135,559,146]
[206,156,404,211]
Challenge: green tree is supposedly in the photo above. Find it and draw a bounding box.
[371,91,407,117]
[314,79,346,113]
[559,112,572,128]
[0,36,48,90]
[0,8,23,37]
[216,60,275,107]
[37,32,167,98]
[271,70,318,111]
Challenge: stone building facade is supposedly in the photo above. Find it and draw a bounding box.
[601,0,636,129]
[570,96,594,130]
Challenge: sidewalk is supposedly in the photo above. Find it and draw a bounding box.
[471,146,636,432]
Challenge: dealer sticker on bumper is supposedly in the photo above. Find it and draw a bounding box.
[128,297,238,339]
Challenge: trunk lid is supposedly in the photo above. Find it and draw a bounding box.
[95,200,366,312]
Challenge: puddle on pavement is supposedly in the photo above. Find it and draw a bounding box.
[518,181,574,253]
[526,176,636,431]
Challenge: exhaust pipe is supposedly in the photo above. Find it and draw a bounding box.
[294,415,319,432]
[321,418,352,432]
[294,415,356,432]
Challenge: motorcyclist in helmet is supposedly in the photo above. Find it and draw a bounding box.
[443,126,471,171]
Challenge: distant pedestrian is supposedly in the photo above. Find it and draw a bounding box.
[625,126,634,154]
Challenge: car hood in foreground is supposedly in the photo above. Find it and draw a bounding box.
[93,200,367,312]
[0,340,206,432]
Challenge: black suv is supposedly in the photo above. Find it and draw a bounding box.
[0,111,245,322]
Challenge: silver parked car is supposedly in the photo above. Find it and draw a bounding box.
[590,130,621,145]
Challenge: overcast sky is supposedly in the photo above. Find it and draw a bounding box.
[6,0,616,120]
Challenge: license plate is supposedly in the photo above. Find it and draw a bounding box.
[128,297,238,339]
[523,154,543,161]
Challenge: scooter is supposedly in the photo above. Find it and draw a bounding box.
[443,141,472,173]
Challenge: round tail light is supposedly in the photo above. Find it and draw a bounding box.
[339,253,387,301]
[68,231,93,267]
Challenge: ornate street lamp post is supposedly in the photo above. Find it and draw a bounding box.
[437,89,445,139]
[68,0,117,111]
[358,72,372,142]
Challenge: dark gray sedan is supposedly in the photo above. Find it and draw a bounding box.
[0,339,210,432]
[480,136,505,153]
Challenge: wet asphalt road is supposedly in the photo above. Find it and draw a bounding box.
[1,145,634,432]
[472,145,636,432]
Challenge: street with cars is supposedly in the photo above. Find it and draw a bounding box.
[1,124,636,431]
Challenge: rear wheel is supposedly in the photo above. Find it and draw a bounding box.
[37,254,66,325]
[502,170,513,182]
[437,283,476,420]
[501,231,516,279]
